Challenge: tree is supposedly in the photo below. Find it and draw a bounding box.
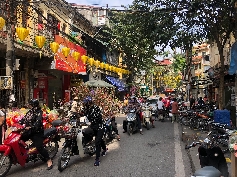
[106,5,178,81]
[130,0,236,109]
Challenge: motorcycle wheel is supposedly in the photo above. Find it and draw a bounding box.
[45,140,59,159]
[181,117,189,126]
[146,122,151,130]
[127,124,133,136]
[58,147,71,172]
[0,153,12,177]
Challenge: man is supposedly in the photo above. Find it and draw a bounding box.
[82,96,107,166]
[157,97,165,121]
[123,97,143,134]
[171,98,179,123]
[189,95,195,109]
[20,99,53,170]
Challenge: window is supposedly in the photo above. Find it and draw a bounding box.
[47,14,59,35]
[0,2,7,17]
[38,10,44,30]
[62,23,66,32]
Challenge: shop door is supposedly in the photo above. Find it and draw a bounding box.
[33,77,48,105]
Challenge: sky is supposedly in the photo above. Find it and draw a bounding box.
[66,0,133,8]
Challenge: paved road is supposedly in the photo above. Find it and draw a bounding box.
[7,115,192,177]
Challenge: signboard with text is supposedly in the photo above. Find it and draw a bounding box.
[0,76,13,90]
[54,35,87,74]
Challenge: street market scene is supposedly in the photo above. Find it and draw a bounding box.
[1,0,237,177]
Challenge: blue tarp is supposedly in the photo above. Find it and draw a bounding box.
[106,76,126,88]
[214,110,230,126]
[228,41,237,75]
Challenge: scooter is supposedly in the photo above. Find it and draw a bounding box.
[124,108,139,135]
[185,136,229,177]
[142,106,152,130]
[58,116,96,172]
[104,117,118,143]
[0,123,60,177]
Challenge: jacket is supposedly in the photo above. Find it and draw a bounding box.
[20,108,44,134]
[84,105,104,130]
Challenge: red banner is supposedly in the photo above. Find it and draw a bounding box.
[54,35,87,74]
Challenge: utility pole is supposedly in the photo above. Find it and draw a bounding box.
[5,0,14,77]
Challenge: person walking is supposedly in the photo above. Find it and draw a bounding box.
[82,96,107,166]
[189,95,195,109]
[171,98,179,123]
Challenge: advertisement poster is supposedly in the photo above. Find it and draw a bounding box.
[0,76,13,90]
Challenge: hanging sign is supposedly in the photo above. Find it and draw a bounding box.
[0,76,13,90]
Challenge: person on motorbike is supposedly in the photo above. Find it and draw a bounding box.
[82,96,107,166]
[157,97,165,121]
[123,97,143,135]
[20,99,53,170]
[103,105,120,140]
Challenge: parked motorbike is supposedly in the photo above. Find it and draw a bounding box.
[141,106,152,130]
[104,117,118,143]
[58,116,96,172]
[185,135,229,177]
[0,123,60,177]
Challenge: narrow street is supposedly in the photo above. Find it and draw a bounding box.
[7,115,192,177]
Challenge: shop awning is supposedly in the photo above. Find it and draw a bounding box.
[106,76,126,88]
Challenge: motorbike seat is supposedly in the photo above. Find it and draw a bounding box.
[193,166,221,177]
[44,127,57,138]
[51,120,63,127]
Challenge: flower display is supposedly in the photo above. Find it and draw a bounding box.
[6,109,29,127]
[229,132,237,157]
[71,84,123,117]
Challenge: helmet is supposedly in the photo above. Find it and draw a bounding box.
[29,99,39,108]
[83,96,92,104]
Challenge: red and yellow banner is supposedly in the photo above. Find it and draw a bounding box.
[54,35,86,74]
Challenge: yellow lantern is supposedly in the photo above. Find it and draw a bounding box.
[16,27,29,41]
[81,55,88,64]
[62,47,70,58]
[35,36,46,49]
[50,42,59,54]
[88,58,94,66]
[116,68,121,73]
[100,62,105,69]
[0,17,5,30]
[94,60,100,68]
[105,64,109,70]
[108,65,113,71]
[72,51,80,61]
[112,66,116,72]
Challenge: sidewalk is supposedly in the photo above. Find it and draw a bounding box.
[180,124,231,176]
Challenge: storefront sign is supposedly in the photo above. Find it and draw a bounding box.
[54,35,87,74]
[0,76,13,90]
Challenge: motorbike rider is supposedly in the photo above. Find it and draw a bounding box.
[20,99,53,170]
[123,97,143,135]
[82,96,107,166]
[157,97,165,121]
[103,105,120,140]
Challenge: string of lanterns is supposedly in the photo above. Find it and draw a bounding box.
[0,16,130,75]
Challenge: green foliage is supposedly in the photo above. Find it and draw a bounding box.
[172,53,186,73]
